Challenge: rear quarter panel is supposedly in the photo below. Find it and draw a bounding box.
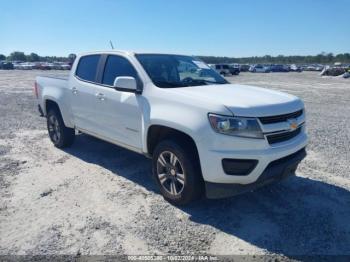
[36,76,75,128]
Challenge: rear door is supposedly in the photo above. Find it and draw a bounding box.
[93,54,143,150]
[70,54,101,132]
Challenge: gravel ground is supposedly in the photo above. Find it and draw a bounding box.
[0,70,349,259]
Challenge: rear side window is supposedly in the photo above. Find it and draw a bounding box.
[102,55,138,86]
[75,55,100,82]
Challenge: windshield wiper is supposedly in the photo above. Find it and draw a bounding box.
[154,79,227,88]
[183,79,226,86]
[154,80,188,88]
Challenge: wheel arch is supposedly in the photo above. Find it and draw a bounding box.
[45,99,60,115]
[44,98,74,128]
[146,125,198,156]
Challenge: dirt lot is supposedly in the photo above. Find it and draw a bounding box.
[0,70,349,258]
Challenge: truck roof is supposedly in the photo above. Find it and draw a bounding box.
[77,50,194,57]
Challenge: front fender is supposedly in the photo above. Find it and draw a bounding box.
[143,107,209,153]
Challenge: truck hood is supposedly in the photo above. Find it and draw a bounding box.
[170,84,304,117]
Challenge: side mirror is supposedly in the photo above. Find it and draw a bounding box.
[113,76,140,93]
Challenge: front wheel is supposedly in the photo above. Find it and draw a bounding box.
[152,140,203,205]
[47,108,75,148]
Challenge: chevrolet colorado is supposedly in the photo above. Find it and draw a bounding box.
[35,51,307,205]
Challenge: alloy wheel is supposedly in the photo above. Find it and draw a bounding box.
[156,151,185,196]
[48,114,61,144]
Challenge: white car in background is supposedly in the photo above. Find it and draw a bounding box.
[17,62,33,70]
[249,64,271,73]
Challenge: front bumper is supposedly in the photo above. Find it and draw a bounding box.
[205,148,306,199]
[197,128,308,184]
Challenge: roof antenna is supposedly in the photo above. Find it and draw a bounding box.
[109,40,114,50]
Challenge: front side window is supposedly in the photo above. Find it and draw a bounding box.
[136,54,228,88]
[102,55,138,86]
[75,55,100,82]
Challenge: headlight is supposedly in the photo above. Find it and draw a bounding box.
[208,113,264,138]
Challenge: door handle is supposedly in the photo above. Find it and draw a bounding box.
[96,92,105,101]
[71,87,78,94]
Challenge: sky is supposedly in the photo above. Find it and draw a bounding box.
[0,0,349,57]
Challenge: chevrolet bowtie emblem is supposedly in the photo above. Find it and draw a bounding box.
[287,118,298,131]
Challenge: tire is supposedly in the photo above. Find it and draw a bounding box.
[47,108,75,148]
[152,140,204,205]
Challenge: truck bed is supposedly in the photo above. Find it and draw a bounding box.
[41,76,69,80]
[36,76,69,89]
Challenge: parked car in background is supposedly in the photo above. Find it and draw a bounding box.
[239,64,250,72]
[60,63,71,70]
[0,61,14,70]
[35,50,307,205]
[305,65,316,71]
[16,62,33,70]
[290,64,302,72]
[228,64,240,75]
[249,64,270,73]
[31,62,41,70]
[38,63,52,70]
[51,62,63,70]
[270,64,289,72]
[209,64,231,76]
[320,65,346,76]
[10,61,71,70]
[13,62,21,69]
[305,64,324,71]
[343,67,350,78]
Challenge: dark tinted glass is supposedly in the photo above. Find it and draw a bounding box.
[75,55,100,82]
[136,54,228,88]
[102,55,138,86]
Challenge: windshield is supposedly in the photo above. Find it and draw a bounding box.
[135,54,229,88]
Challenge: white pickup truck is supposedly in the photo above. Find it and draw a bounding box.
[35,51,307,205]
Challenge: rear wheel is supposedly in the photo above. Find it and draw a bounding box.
[47,108,75,148]
[152,140,203,205]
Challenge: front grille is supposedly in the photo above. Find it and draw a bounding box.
[259,110,303,124]
[266,127,302,144]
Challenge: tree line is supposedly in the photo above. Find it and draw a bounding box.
[0,51,76,63]
[198,52,350,65]
[1,51,349,65]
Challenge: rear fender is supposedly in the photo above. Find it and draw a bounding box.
[42,88,74,128]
